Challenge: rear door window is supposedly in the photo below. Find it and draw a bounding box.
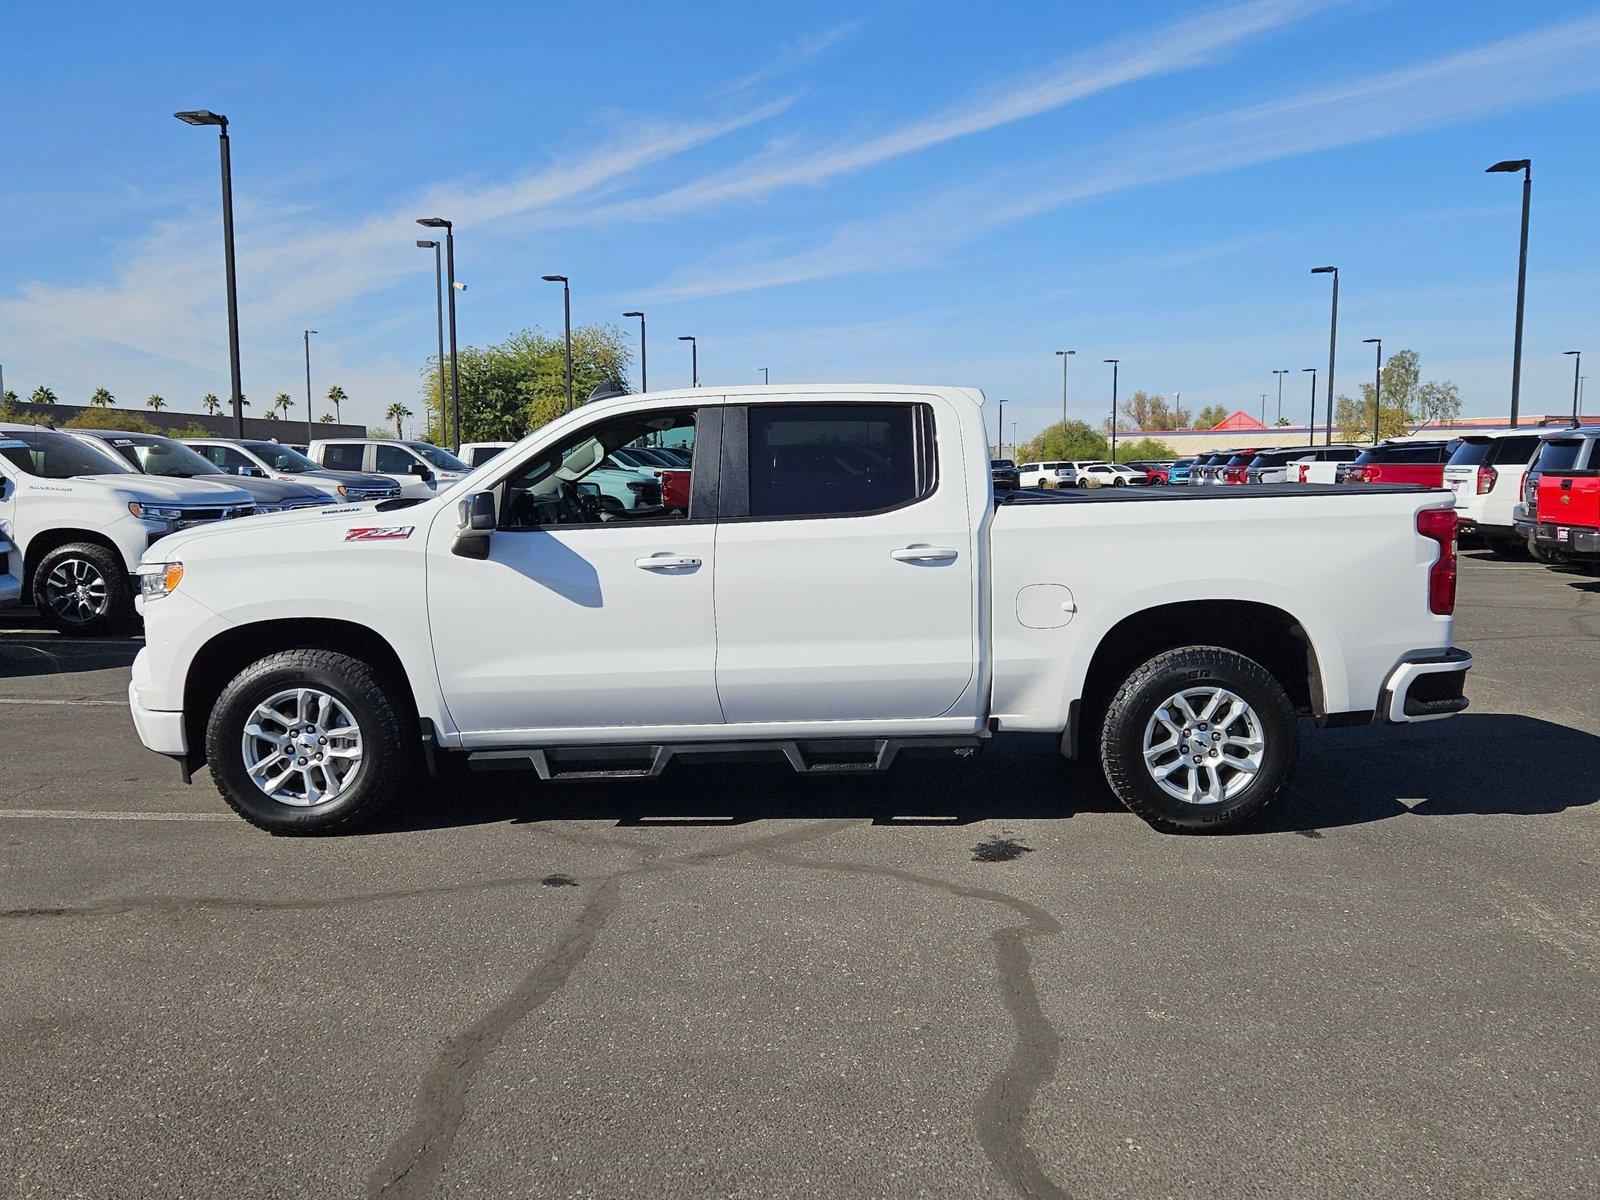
[374,445,417,474]
[321,444,365,471]
[744,403,936,520]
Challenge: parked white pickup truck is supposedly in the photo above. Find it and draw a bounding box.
[1,424,256,634]
[127,386,1471,835]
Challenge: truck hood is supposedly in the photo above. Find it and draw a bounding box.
[144,496,431,562]
[195,473,327,504]
[58,473,256,507]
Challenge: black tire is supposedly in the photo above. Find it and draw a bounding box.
[1113,476,1126,487]
[1528,534,1565,565]
[32,541,136,636]
[206,649,414,835]
[1099,645,1299,834]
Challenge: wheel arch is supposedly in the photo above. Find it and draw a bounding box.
[1071,599,1321,755]
[182,617,420,772]
[23,528,125,593]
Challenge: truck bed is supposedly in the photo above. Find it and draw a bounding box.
[1000,483,1444,504]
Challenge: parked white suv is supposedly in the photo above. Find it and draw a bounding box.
[1285,445,1366,484]
[185,438,401,503]
[306,439,470,499]
[1018,462,1078,488]
[1442,431,1543,557]
[0,424,255,633]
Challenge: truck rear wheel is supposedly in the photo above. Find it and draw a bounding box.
[32,542,135,636]
[1099,646,1298,833]
[206,649,412,835]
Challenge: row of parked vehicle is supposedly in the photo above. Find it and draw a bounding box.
[0,422,698,636]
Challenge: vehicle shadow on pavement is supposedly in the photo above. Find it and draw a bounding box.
[0,631,142,679]
[1261,713,1600,833]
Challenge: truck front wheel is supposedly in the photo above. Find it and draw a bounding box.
[1099,646,1298,833]
[206,649,412,835]
[32,542,135,636]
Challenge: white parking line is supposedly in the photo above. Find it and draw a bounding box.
[0,808,232,822]
[0,698,125,706]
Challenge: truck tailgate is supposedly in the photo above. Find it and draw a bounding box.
[1538,472,1600,531]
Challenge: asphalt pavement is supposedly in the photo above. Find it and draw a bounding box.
[0,551,1595,1199]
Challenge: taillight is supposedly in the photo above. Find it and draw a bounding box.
[1417,507,1457,616]
[1521,470,1532,502]
[1476,465,1497,495]
[1297,464,1309,483]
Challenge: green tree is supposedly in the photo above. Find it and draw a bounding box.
[29,386,58,405]
[165,423,212,439]
[201,394,223,416]
[1114,437,1178,463]
[421,325,632,444]
[67,408,156,433]
[1333,349,1462,442]
[0,394,20,423]
[1194,404,1229,430]
[89,388,115,409]
[146,394,167,412]
[1016,420,1109,464]
[272,393,294,420]
[386,403,412,437]
[1118,390,1189,432]
[2,389,17,405]
[367,426,394,439]
[319,412,337,423]
[326,385,347,424]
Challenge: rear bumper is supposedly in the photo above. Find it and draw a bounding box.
[1379,648,1471,724]
[1534,522,1600,557]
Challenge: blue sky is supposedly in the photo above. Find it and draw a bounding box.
[3,0,1598,438]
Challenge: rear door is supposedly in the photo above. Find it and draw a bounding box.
[712,395,977,725]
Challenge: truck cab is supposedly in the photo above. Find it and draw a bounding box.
[306,439,470,499]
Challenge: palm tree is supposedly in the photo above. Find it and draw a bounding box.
[385,403,412,437]
[29,386,57,404]
[326,385,347,424]
[201,394,222,416]
[89,388,115,409]
[146,394,167,412]
[272,393,294,420]
[318,412,337,424]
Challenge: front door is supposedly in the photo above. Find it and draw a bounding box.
[712,396,978,724]
[428,404,721,741]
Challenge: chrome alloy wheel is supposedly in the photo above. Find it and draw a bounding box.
[241,688,363,807]
[43,557,110,624]
[1141,686,1265,805]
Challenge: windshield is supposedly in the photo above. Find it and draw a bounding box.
[241,441,320,472]
[1446,439,1493,467]
[0,429,134,479]
[101,435,221,478]
[408,443,468,471]
[990,459,1015,469]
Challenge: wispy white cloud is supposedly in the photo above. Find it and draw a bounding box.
[717,20,866,95]
[647,11,1600,300]
[592,0,1343,222]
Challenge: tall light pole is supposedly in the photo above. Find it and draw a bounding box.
[759,367,770,385]
[175,110,244,437]
[1103,359,1121,461]
[1301,368,1317,447]
[1260,393,1268,426]
[1312,266,1339,446]
[1055,349,1075,428]
[302,329,317,441]
[1363,338,1383,443]
[996,398,1006,456]
[541,275,574,412]
[678,336,698,387]
[1272,369,1288,425]
[1486,159,1532,428]
[1566,351,1582,424]
[417,240,446,432]
[623,311,647,393]
[417,218,460,446]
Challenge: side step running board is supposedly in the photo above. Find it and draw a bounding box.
[468,737,982,782]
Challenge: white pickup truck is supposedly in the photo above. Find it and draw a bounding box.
[126,385,1471,835]
[1,424,257,634]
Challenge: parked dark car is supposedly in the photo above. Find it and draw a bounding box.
[990,458,1021,489]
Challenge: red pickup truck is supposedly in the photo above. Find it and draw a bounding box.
[1345,440,1454,487]
[1529,428,1600,562]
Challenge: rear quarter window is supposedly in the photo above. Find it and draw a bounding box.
[1447,440,1493,467]
[1488,436,1541,465]
[1536,440,1583,472]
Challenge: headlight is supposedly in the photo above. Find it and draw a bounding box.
[337,484,348,496]
[128,502,185,521]
[136,561,184,600]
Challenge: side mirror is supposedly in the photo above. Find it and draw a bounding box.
[409,462,434,481]
[452,491,496,559]
[575,481,603,520]
[237,465,267,478]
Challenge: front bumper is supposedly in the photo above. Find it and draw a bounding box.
[129,677,187,756]
[1379,648,1471,724]
[1533,522,1600,557]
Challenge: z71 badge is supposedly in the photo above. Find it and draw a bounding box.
[344,526,415,542]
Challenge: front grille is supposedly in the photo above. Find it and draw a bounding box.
[173,503,256,527]
[628,481,663,506]
[346,487,401,501]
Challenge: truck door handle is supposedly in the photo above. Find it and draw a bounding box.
[891,546,958,562]
[635,554,702,570]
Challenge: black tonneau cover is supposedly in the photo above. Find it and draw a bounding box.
[999,483,1445,505]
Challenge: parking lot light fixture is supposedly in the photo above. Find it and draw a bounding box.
[416,241,446,429]
[1103,359,1120,461]
[760,367,769,385]
[1302,368,1317,446]
[175,109,244,436]
[542,275,573,413]
[1565,351,1582,424]
[1312,266,1339,446]
[1273,369,1289,424]
[302,329,317,441]
[1055,350,1075,427]
[417,218,460,446]
[1487,159,1532,428]
[1364,339,1383,444]
[678,335,698,387]
[623,312,647,392]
